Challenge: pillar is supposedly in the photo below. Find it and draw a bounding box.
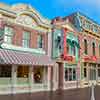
[29,66,34,92]
[48,66,52,90]
[11,65,17,94]
[43,67,47,89]
[87,63,89,83]
[96,64,98,83]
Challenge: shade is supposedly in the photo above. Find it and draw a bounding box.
[0,49,55,66]
[67,38,74,46]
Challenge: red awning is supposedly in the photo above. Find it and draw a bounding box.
[0,49,55,66]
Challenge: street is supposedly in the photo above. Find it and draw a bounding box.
[0,85,100,100]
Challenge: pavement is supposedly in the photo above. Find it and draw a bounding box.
[0,85,100,100]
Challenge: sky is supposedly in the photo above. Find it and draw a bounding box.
[0,0,100,24]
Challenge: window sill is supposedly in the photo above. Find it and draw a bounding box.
[1,43,46,54]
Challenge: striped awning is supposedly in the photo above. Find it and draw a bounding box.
[0,49,55,66]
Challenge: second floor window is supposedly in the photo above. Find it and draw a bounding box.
[37,35,43,48]
[92,42,95,56]
[4,26,14,44]
[22,31,30,48]
[84,39,88,55]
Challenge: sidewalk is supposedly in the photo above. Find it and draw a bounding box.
[0,85,100,100]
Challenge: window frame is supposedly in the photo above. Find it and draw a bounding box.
[84,39,88,55]
[22,31,30,48]
[4,26,14,44]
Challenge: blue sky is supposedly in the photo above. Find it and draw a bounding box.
[0,0,100,24]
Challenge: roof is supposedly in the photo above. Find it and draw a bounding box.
[0,49,55,66]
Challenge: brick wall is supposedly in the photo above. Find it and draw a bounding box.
[4,23,48,54]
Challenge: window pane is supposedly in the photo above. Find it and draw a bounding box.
[34,67,43,83]
[98,69,100,77]
[22,31,30,48]
[37,35,43,48]
[22,40,29,48]
[23,31,30,40]
[65,69,68,81]
[5,26,14,35]
[0,66,11,77]
[73,68,76,80]
[84,68,87,78]
[4,36,12,44]
[69,68,72,81]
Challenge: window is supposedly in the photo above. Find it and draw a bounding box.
[84,68,87,78]
[37,35,43,48]
[71,44,76,56]
[84,39,88,55]
[92,42,95,56]
[34,67,43,83]
[4,26,14,44]
[0,65,11,77]
[65,68,76,81]
[98,68,100,77]
[66,44,69,54]
[17,66,29,78]
[22,31,30,48]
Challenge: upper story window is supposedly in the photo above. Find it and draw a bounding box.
[93,25,98,33]
[22,31,30,48]
[85,21,91,30]
[37,35,43,49]
[84,39,88,55]
[92,42,95,56]
[4,26,14,44]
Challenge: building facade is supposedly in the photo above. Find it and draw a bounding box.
[51,17,80,90]
[0,3,100,95]
[0,3,54,94]
[66,12,100,87]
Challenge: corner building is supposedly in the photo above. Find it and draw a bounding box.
[0,3,54,94]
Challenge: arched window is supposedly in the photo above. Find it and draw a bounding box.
[84,39,88,54]
[92,42,95,56]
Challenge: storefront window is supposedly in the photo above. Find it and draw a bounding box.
[84,68,87,78]
[34,67,43,83]
[65,68,76,81]
[17,66,29,78]
[0,65,11,77]
[98,68,100,77]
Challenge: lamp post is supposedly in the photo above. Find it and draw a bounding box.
[91,82,95,100]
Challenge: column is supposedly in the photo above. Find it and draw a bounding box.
[96,64,98,83]
[48,66,52,90]
[43,67,47,89]
[11,65,17,94]
[87,63,89,82]
[29,66,34,92]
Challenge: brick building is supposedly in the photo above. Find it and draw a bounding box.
[0,3,54,94]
